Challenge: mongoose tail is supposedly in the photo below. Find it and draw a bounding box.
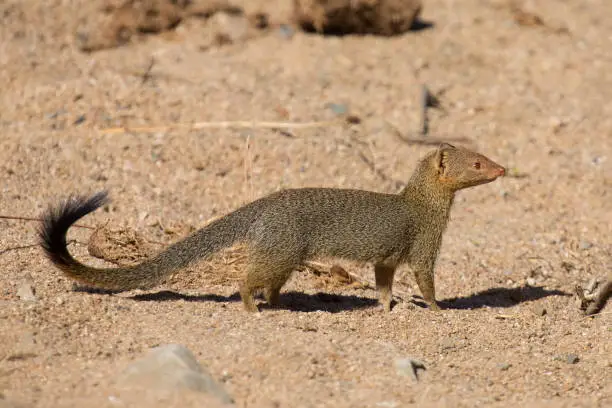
[38,191,261,291]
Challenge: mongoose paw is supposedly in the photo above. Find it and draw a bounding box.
[242,301,260,313]
[428,301,441,312]
[379,296,399,312]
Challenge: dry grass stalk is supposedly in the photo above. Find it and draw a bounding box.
[99,118,349,134]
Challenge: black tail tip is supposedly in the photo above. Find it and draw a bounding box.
[38,191,111,255]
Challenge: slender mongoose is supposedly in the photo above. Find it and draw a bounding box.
[39,143,506,312]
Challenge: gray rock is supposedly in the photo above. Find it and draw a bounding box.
[553,354,580,364]
[496,362,511,371]
[16,282,36,302]
[533,305,547,316]
[395,357,426,382]
[565,354,579,364]
[278,24,295,39]
[585,278,599,294]
[326,102,348,116]
[117,344,234,405]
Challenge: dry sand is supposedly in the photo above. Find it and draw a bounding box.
[0,0,610,407]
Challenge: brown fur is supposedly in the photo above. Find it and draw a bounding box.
[39,143,505,312]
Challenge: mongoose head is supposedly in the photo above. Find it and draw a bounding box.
[434,143,506,191]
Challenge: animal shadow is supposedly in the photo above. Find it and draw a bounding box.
[301,17,434,36]
[438,285,571,310]
[73,286,243,303]
[74,284,567,312]
[266,291,378,313]
[126,290,378,313]
[409,18,435,32]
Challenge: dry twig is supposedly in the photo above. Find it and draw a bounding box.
[0,214,94,229]
[0,239,81,257]
[99,118,350,135]
[385,120,473,147]
[0,243,40,256]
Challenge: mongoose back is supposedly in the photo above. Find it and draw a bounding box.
[39,143,506,312]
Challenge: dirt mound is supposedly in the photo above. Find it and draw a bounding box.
[74,0,250,51]
[292,0,422,35]
[75,0,424,52]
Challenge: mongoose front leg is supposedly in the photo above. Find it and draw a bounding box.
[413,266,440,311]
[375,264,396,312]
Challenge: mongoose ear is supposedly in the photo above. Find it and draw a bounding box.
[438,142,456,151]
[434,145,449,175]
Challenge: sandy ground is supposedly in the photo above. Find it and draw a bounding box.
[1,0,611,407]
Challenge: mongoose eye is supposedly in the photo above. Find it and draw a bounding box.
[473,162,481,169]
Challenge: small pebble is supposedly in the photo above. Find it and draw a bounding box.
[47,110,64,119]
[17,282,37,302]
[534,305,547,316]
[395,357,426,382]
[439,338,456,351]
[496,362,511,371]
[565,354,579,364]
[554,354,579,364]
[74,114,86,125]
[326,103,348,115]
[526,277,536,286]
[376,402,399,408]
[585,278,598,293]
[579,241,593,250]
[278,24,295,39]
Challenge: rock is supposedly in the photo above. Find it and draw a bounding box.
[278,24,295,39]
[565,354,579,364]
[395,357,426,382]
[74,0,248,52]
[496,362,511,371]
[579,240,593,250]
[533,305,547,316]
[117,344,234,405]
[439,337,456,351]
[293,0,422,36]
[73,114,86,125]
[554,354,579,364]
[16,282,36,302]
[208,11,252,45]
[326,103,349,116]
[585,278,598,294]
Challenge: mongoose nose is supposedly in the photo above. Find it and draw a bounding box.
[498,167,506,177]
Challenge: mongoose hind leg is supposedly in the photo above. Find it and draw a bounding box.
[261,268,294,307]
[375,264,396,312]
[240,256,296,312]
[239,279,260,313]
[263,285,282,306]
